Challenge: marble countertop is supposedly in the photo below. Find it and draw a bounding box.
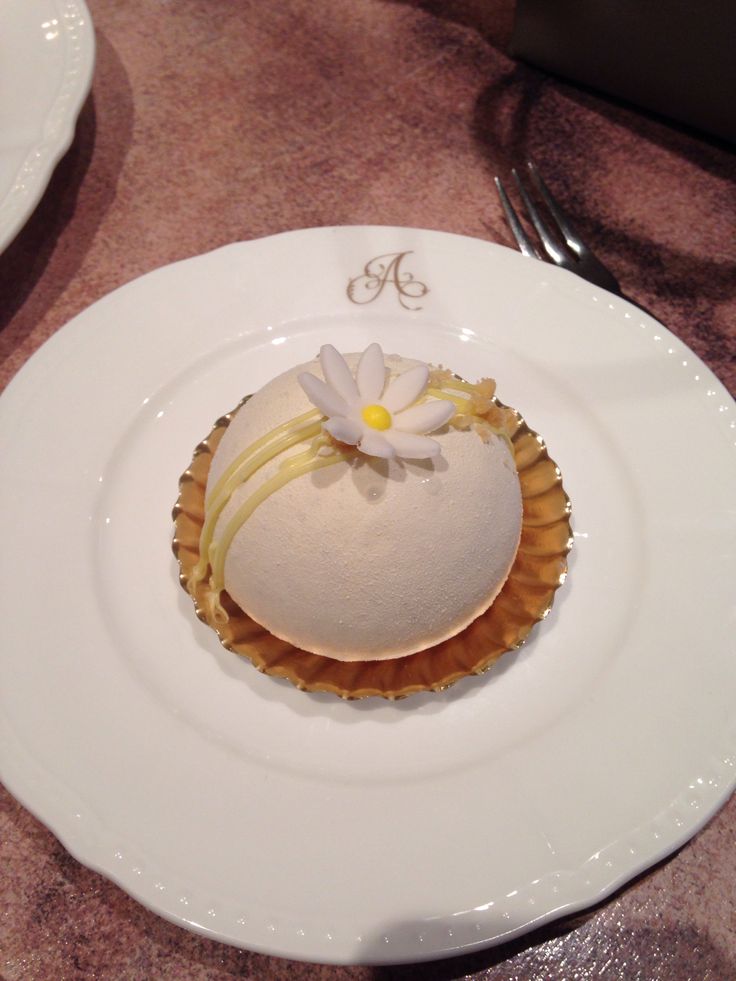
[1,1,734,978]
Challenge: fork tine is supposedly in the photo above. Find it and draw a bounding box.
[525,160,622,293]
[525,161,582,258]
[511,167,568,267]
[493,176,541,260]
[496,161,623,295]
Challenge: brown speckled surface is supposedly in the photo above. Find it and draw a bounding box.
[1,1,735,978]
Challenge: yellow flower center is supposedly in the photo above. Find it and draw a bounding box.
[361,403,392,431]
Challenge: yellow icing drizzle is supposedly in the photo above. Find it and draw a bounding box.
[190,406,350,622]
[191,409,322,586]
[208,445,350,620]
[206,407,321,507]
[427,375,515,452]
[426,387,469,412]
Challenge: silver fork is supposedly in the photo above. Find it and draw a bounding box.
[495,161,622,295]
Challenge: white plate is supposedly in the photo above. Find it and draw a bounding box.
[1,227,734,965]
[0,0,94,253]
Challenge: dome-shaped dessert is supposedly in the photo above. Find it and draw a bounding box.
[189,344,523,661]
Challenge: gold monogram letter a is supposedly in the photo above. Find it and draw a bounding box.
[347,252,429,311]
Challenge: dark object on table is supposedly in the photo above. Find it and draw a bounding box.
[510,0,736,143]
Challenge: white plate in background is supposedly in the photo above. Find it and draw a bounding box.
[0,0,94,252]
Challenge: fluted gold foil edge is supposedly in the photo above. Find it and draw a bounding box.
[172,397,572,700]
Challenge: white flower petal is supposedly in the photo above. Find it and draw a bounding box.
[298,371,349,418]
[384,430,441,459]
[319,344,359,403]
[323,416,363,445]
[381,364,429,413]
[393,399,455,434]
[358,429,396,459]
[356,343,387,402]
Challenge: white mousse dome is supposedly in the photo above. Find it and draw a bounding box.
[206,352,523,661]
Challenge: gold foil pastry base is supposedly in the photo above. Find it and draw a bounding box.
[172,400,572,700]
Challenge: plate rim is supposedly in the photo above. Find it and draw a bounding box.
[0,0,95,254]
[1,226,735,965]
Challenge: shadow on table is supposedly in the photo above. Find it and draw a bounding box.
[362,849,731,978]
[386,0,516,52]
[0,95,95,333]
[470,65,736,383]
[0,28,133,347]
[366,919,732,979]
[387,0,735,388]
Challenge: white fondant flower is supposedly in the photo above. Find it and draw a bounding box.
[297,343,455,459]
